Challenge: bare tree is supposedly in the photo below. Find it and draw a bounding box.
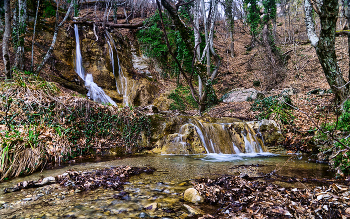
[304,0,349,107]
[31,0,40,72]
[224,0,235,57]
[14,0,27,70]
[2,0,11,79]
[158,0,221,113]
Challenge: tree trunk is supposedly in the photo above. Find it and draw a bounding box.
[15,0,27,70]
[31,0,40,72]
[304,0,349,106]
[3,0,11,79]
[348,0,350,79]
[193,0,202,96]
[200,0,210,76]
[225,0,234,57]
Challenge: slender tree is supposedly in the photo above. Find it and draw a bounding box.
[2,0,11,79]
[244,0,260,46]
[224,0,235,57]
[15,0,27,70]
[31,0,40,71]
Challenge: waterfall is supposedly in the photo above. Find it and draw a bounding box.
[105,31,129,106]
[167,119,266,155]
[74,24,117,106]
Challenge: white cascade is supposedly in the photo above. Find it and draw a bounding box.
[174,120,265,154]
[105,31,129,106]
[74,24,116,106]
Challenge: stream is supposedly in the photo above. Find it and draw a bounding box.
[0,154,332,218]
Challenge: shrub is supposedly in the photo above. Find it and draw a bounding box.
[317,100,350,177]
[251,94,294,125]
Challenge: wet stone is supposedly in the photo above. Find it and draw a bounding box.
[138,212,150,218]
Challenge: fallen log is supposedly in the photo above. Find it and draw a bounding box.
[71,20,144,29]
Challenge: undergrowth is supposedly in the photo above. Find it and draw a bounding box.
[168,85,198,110]
[250,93,294,126]
[0,71,151,181]
[316,100,350,177]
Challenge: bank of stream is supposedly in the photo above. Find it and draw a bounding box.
[0,154,334,218]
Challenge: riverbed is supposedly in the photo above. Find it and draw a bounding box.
[0,153,332,218]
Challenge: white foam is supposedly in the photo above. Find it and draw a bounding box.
[201,152,276,162]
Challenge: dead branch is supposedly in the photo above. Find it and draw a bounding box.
[71,20,143,29]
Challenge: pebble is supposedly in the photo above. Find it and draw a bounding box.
[138,212,150,218]
[22,198,32,201]
[183,204,203,215]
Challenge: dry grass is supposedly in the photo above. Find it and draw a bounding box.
[0,70,147,181]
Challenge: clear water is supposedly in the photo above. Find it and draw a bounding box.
[0,154,333,218]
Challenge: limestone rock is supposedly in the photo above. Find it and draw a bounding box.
[222,88,264,103]
[184,188,203,203]
[258,119,284,145]
[153,93,173,111]
[130,78,159,106]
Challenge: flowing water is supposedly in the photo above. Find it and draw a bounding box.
[0,154,333,218]
[105,31,130,106]
[74,24,117,106]
[157,117,268,155]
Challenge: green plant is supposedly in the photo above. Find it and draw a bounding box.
[316,100,350,177]
[42,0,56,18]
[251,94,294,124]
[168,85,199,111]
[253,80,261,87]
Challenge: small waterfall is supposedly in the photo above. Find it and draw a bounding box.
[74,24,116,106]
[165,118,266,155]
[105,31,129,106]
[233,143,241,154]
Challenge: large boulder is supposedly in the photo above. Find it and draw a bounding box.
[222,88,264,103]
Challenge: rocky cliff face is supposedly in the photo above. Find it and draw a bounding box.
[52,26,158,106]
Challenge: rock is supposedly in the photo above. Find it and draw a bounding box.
[40,176,56,185]
[184,188,203,204]
[257,119,284,145]
[139,105,159,114]
[183,204,203,215]
[153,93,174,111]
[281,87,297,95]
[144,202,158,212]
[345,208,350,214]
[138,212,150,218]
[222,88,264,103]
[22,198,32,201]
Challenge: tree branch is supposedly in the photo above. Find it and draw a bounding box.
[71,20,143,29]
